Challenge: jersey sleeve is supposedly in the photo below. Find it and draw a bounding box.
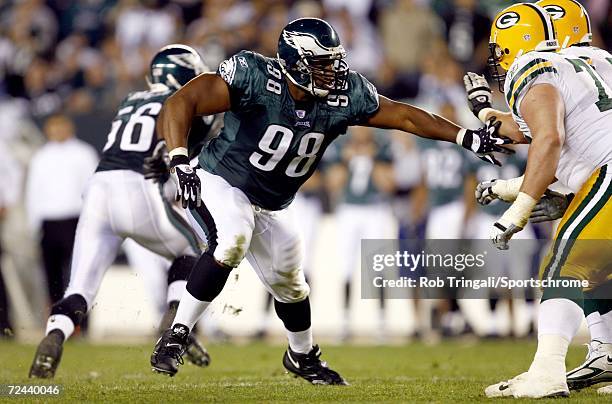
[217,50,259,110]
[504,54,559,116]
[347,72,380,126]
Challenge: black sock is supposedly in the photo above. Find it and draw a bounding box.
[274,297,311,332]
[51,294,88,327]
[186,253,232,302]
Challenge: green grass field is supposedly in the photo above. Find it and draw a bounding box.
[0,340,608,403]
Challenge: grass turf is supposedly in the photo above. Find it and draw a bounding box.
[0,339,608,403]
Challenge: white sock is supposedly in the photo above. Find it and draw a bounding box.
[538,298,583,341]
[530,334,570,374]
[46,314,75,339]
[166,280,187,304]
[601,310,612,341]
[172,290,210,330]
[587,311,612,344]
[287,328,313,354]
[529,298,582,374]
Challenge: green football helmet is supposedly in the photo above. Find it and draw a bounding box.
[277,18,348,98]
[147,44,207,91]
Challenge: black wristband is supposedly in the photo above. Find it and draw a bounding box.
[472,101,491,117]
[170,154,190,168]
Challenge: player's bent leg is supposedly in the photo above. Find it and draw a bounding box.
[158,255,211,368]
[31,179,122,379]
[151,169,255,376]
[151,253,232,376]
[29,294,88,379]
[247,207,347,385]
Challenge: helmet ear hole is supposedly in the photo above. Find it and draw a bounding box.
[504,48,510,55]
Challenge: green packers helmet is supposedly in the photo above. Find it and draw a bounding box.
[147,44,207,91]
[277,18,348,98]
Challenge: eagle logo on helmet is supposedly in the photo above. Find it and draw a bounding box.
[167,54,204,74]
[496,11,521,29]
[282,30,341,57]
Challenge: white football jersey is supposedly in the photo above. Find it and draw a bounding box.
[505,51,612,192]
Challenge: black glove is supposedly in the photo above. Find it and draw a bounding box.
[463,72,492,120]
[169,152,201,209]
[143,142,170,184]
[459,118,514,166]
[530,190,573,223]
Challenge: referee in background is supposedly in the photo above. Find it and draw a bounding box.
[25,114,98,305]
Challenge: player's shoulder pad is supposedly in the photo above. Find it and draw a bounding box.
[217,50,267,86]
[504,51,559,113]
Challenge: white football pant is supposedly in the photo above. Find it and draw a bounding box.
[64,170,198,308]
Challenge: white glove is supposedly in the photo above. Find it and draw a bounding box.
[491,192,536,250]
[463,72,494,122]
[475,176,524,205]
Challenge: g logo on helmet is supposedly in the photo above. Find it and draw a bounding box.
[496,11,521,29]
[542,5,566,20]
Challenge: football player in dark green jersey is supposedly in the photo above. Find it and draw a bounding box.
[151,18,514,384]
[29,45,214,379]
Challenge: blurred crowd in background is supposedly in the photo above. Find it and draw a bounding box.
[0,0,611,342]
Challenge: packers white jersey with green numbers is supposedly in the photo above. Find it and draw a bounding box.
[505,51,612,192]
[561,46,612,84]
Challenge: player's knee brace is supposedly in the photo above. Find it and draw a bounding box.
[168,255,198,284]
[186,252,232,302]
[274,297,311,332]
[50,294,88,326]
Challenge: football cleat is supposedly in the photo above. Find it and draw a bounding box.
[567,341,612,390]
[282,345,348,385]
[485,371,569,398]
[29,330,64,379]
[184,334,211,367]
[150,324,189,376]
[598,384,612,394]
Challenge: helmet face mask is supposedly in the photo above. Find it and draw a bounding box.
[277,18,349,98]
[487,43,508,92]
[488,3,559,93]
[147,44,207,92]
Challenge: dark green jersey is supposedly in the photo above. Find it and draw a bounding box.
[97,89,171,173]
[467,152,527,216]
[331,136,393,205]
[199,50,380,210]
[97,88,217,173]
[417,138,468,207]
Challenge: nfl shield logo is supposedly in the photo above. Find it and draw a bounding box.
[296,110,306,119]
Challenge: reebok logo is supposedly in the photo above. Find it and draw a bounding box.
[499,384,509,391]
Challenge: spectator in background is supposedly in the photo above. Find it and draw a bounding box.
[25,114,98,305]
[439,0,491,72]
[2,0,58,57]
[327,7,383,80]
[24,57,63,117]
[327,127,396,342]
[0,141,22,338]
[378,0,445,99]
